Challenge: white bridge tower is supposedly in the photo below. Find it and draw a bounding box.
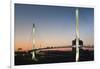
[75,8,80,62]
[32,24,37,61]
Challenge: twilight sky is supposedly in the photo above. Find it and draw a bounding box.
[15,4,94,51]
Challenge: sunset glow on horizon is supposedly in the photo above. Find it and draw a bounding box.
[15,4,94,51]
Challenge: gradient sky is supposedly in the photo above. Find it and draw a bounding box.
[15,4,94,51]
